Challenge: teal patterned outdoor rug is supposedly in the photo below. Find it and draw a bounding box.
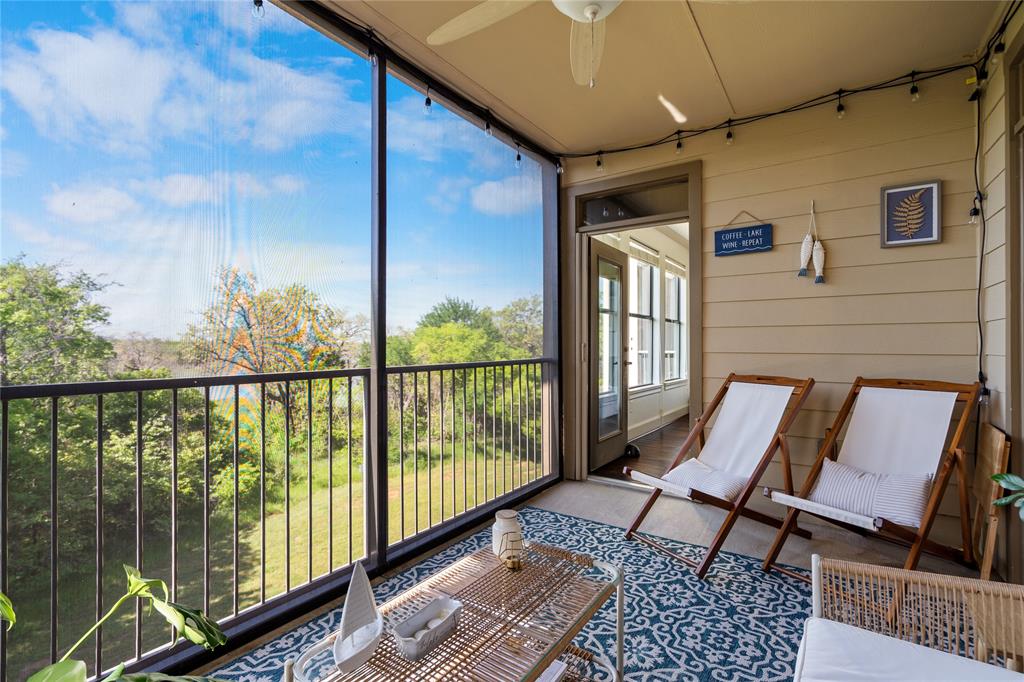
[211,507,812,681]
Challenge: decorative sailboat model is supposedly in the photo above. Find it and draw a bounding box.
[284,562,383,682]
[333,561,384,673]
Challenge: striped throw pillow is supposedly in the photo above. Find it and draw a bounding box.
[663,458,749,502]
[809,459,933,528]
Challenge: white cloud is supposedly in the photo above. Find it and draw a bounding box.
[427,176,473,215]
[470,174,542,216]
[2,21,368,156]
[45,184,139,224]
[387,95,504,170]
[2,150,28,178]
[130,172,306,207]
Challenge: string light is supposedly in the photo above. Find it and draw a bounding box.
[596,153,604,172]
[424,87,432,115]
[910,71,920,102]
[252,0,264,18]
[555,162,564,175]
[675,131,683,155]
[484,120,493,137]
[725,119,734,146]
[515,144,522,170]
[835,90,846,119]
[992,41,1006,67]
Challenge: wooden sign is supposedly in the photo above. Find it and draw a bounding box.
[714,224,773,256]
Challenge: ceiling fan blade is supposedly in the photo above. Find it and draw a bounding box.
[569,17,606,87]
[427,1,536,46]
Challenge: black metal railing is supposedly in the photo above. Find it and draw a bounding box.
[0,359,554,680]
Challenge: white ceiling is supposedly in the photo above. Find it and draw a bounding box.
[316,0,1001,154]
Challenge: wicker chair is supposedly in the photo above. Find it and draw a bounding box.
[794,555,1024,680]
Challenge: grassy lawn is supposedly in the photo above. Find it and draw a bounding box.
[5,445,543,679]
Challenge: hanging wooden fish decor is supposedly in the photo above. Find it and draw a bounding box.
[803,200,825,283]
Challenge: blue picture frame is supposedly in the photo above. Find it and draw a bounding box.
[880,180,941,248]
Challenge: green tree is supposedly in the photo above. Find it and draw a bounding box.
[0,256,114,385]
[419,297,498,337]
[494,296,543,359]
[411,323,497,365]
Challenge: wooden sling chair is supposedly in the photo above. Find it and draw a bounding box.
[623,373,815,579]
[762,377,981,583]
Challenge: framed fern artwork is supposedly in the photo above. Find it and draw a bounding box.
[880,180,941,247]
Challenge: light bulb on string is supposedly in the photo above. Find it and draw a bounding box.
[725,120,734,146]
[252,0,265,18]
[675,132,683,156]
[514,144,522,170]
[836,90,846,119]
[596,153,605,173]
[555,162,564,175]
[969,206,980,224]
[424,87,432,115]
[993,41,1006,67]
[484,121,493,137]
[910,72,920,102]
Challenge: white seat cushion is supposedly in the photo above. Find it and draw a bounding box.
[808,459,933,528]
[629,459,748,502]
[794,617,1023,681]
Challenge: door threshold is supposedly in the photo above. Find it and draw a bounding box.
[585,473,653,493]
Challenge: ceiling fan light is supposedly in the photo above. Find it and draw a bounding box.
[552,0,622,23]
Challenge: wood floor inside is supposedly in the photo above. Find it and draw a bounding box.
[590,416,690,481]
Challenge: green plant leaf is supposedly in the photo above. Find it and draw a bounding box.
[149,600,226,651]
[27,660,88,682]
[123,565,168,601]
[0,591,14,631]
[992,473,1024,491]
[994,492,1024,507]
[100,663,126,682]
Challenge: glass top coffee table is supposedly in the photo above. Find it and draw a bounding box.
[286,543,624,681]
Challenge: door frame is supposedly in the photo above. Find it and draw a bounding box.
[589,238,631,469]
[560,160,703,479]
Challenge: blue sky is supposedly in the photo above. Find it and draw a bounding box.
[1,0,545,338]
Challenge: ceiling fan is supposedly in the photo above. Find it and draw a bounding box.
[426,0,623,88]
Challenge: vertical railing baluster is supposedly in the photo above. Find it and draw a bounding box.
[328,379,333,572]
[232,385,240,616]
[95,395,104,673]
[134,391,142,659]
[477,369,483,506]
[347,377,353,565]
[531,363,538,481]
[203,386,210,615]
[49,396,58,663]
[285,381,291,591]
[463,368,468,512]
[260,383,266,603]
[170,389,178,642]
[399,374,405,540]
[492,366,497,500]
[414,372,419,534]
[0,401,7,681]
[450,370,456,517]
[427,371,432,528]
[439,371,445,521]
[518,363,524,488]
[306,379,313,583]
[501,366,507,495]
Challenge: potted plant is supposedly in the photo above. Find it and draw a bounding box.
[993,472,1024,520]
[0,565,226,682]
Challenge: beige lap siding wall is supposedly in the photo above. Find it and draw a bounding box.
[565,72,980,547]
[979,9,1023,582]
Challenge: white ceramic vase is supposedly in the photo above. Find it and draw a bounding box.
[492,509,523,558]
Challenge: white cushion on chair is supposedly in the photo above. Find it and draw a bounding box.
[663,458,749,501]
[808,459,933,528]
[629,459,748,502]
[794,617,1023,681]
